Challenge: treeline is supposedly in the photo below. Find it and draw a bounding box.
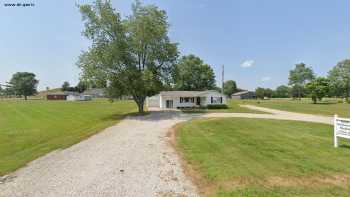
[61,81,89,93]
[0,72,39,100]
[255,60,350,103]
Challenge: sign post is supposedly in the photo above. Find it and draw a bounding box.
[334,114,338,147]
[334,114,350,148]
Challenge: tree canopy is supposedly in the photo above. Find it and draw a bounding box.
[288,63,315,99]
[78,0,178,112]
[306,77,330,104]
[255,87,265,99]
[274,85,290,98]
[328,59,350,100]
[223,80,237,97]
[62,81,70,91]
[173,54,215,91]
[9,72,38,100]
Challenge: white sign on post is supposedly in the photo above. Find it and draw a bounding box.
[334,114,350,147]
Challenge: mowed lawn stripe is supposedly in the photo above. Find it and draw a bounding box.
[0,100,137,175]
[176,118,350,196]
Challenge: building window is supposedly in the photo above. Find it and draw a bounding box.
[211,97,222,104]
[180,97,194,103]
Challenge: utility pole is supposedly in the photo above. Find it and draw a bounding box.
[222,65,224,95]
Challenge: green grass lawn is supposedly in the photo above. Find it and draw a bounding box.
[176,118,350,196]
[240,98,350,118]
[0,99,137,175]
[181,100,266,114]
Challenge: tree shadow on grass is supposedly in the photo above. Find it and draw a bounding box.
[339,144,350,149]
[313,102,338,105]
[100,111,148,121]
[102,111,203,122]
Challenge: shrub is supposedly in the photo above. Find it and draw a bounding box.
[337,100,344,104]
[207,104,228,109]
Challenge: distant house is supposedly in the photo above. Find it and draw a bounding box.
[67,94,92,101]
[47,93,68,100]
[231,91,256,99]
[83,88,105,98]
[147,90,226,109]
[47,92,92,101]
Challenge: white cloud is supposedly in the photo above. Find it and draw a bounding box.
[241,60,255,68]
[261,77,271,82]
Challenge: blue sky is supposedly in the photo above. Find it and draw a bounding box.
[1,0,350,91]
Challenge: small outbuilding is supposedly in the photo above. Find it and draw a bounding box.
[47,93,68,100]
[147,90,226,110]
[231,91,256,100]
[47,92,92,101]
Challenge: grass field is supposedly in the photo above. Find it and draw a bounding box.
[181,100,265,114]
[240,98,350,117]
[0,99,137,175]
[176,118,350,196]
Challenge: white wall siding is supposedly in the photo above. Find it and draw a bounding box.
[147,94,160,108]
[147,91,226,109]
[204,91,226,105]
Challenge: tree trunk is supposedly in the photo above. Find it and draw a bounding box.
[24,95,27,100]
[137,101,144,113]
[133,95,145,113]
[312,95,317,104]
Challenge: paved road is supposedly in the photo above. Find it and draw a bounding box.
[0,112,199,197]
[0,106,333,197]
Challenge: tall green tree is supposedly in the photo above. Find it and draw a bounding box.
[290,84,305,99]
[328,59,350,101]
[76,81,88,93]
[305,77,330,104]
[255,87,265,99]
[173,54,215,91]
[78,0,178,113]
[9,72,38,100]
[274,85,290,98]
[62,81,70,91]
[264,88,273,98]
[223,80,237,98]
[288,63,315,100]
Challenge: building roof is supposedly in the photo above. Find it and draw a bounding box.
[83,88,105,95]
[231,91,254,96]
[47,91,82,96]
[47,92,68,96]
[160,90,221,97]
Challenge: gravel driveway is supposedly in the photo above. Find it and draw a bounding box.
[0,112,199,197]
[0,106,333,197]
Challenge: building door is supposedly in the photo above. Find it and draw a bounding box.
[166,100,173,108]
[196,97,200,105]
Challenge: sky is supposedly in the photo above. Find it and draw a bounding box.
[1,0,350,91]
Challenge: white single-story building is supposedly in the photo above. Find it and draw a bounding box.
[67,94,92,101]
[147,90,226,109]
